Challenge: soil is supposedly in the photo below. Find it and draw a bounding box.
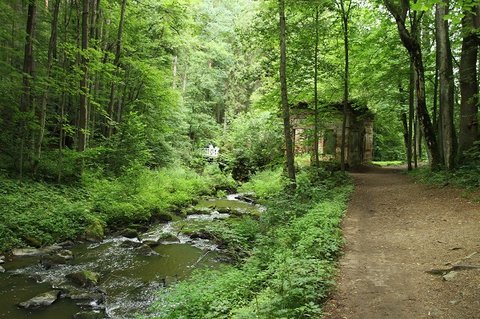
[324,166,480,319]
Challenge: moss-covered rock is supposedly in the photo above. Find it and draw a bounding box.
[22,236,42,248]
[182,206,212,215]
[84,219,104,242]
[136,244,160,256]
[18,290,60,308]
[66,270,100,287]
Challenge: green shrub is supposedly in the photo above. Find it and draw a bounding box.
[239,167,284,199]
[150,166,353,318]
[0,164,233,253]
[222,110,283,181]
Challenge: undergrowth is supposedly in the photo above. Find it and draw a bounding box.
[148,167,353,319]
[409,142,480,194]
[0,163,235,253]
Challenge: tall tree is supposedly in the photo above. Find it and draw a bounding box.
[107,0,127,138]
[384,0,441,169]
[34,0,61,174]
[337,0,352,172]
[435,0,456,169]
[278,0,296,187]
[19,0,37,177]
[407,60,414,170]
[312,5,320,167]
[78,0,89,152]
[458,6,479,162]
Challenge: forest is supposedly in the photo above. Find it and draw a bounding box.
[0,0,479,318]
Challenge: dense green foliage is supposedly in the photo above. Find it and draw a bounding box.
[409,141,480,191]
[0,165,234,253]
[0,0,479,316]
[148,168,352,319]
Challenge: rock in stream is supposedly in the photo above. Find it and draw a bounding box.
[18,290,60,309]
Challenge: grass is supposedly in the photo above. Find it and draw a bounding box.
[147,167,353,319]
[372,160,403,167]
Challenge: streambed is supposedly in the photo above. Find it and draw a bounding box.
[0,194,261,319]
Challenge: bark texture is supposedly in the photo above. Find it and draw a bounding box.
[435,1,456,169]
[458,8,479,162]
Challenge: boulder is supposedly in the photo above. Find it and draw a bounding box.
[40,249,74,269]
[18,290,60,308]
[183,206,212,215]
[13,245,64,257]
[0,266,5,273]
[229,208,245,217]
[58,240,75,248]
[66,270,100,288]
[118,228,139,239]
[0,255,5,264]
[41,244,63,254]
[158,233,179,242]
[22,236,42,248]
[84,220,105,242]
[137,244,159,257]
[236,194,256,204]
[12,248,45,257]
[190,230,216,241]
[142,239,160,247]
[216,207,231,214]
[57,249,74,260]
[40,255,66,269]
[119,240,143,248]
[151,208,173,222]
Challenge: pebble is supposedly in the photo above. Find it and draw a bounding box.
[443,271,458,281]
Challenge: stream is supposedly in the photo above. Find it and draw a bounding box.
[0,194,262,319]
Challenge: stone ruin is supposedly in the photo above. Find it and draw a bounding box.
[291,101,374,168]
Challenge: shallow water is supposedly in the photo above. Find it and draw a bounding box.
[0,194,261,319]
[0,238,218,319]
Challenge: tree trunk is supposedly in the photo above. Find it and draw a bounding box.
[433,54,439,135]
[384,1,441,169]
[414,113,418,168]
[401,112,409,157]
[77,0,89,152]
[19,0,37,178]
[173,55,178,89]
[458,8,479,162]
[34,0,60,175]
[312,6,320,168]
[399,82,410,163]
[107,0,127,138]
[435,0,456,169]
[278,0,296,187]
[407,60,414,170]
[339,0,351,172]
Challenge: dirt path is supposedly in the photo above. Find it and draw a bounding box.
[324,166,480,319]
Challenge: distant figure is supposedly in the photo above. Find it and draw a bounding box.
[208,144,214,157]
[205,144,219,158]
